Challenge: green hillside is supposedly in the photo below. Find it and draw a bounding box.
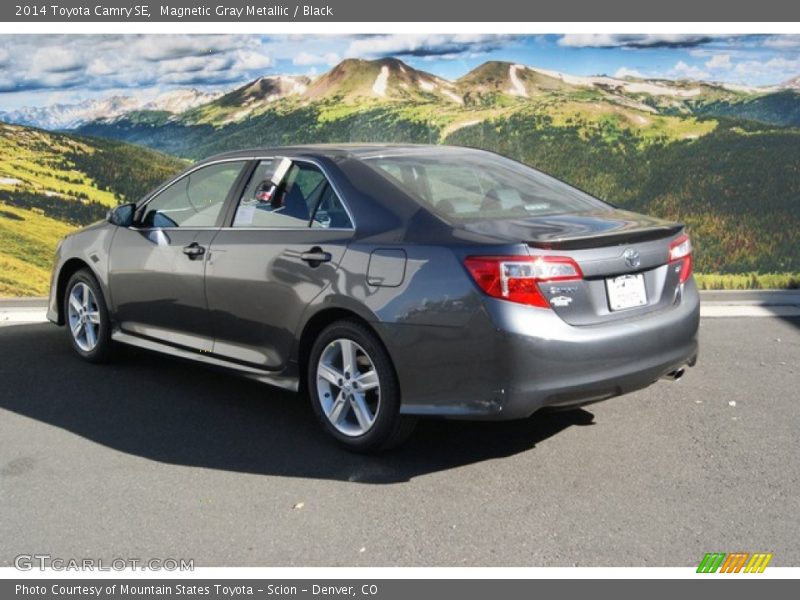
[0,123,185,296]
[693,90,800,127]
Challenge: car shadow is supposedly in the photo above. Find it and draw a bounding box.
[769,313,800,331]
[0,323,595,484]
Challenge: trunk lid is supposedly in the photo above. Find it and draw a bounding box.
[465,209,688,326]
[463,209,682,249]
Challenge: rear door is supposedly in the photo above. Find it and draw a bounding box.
[205,158,354,369]
[108,159,248,350]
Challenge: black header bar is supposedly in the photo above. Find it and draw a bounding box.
[3,0,800,22]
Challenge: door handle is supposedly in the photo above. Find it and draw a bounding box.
[300,247,332,266]
[182,242,206,258]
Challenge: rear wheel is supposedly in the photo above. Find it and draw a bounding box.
[308,320,416,452]
[64,269,113,363]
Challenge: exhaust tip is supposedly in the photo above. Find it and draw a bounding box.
[662,368,685,382]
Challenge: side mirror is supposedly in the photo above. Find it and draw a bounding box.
[107,203,135,227]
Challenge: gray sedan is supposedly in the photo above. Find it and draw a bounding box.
[47,145,699,451]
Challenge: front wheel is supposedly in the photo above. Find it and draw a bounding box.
[307,320,416,452]
[63,269,113,363]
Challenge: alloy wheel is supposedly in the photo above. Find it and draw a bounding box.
[316,338,381,436]
[67,282,101,352]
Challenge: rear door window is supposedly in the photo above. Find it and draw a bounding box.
[232,160,352,229]
[311,184,353,229]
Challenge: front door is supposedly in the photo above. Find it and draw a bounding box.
[108,160,248,351]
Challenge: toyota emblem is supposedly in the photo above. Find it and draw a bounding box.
[623,248,641,269]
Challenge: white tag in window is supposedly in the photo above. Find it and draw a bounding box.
[234,205,255,226]
[271,157,292,186]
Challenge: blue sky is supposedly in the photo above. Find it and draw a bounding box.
[1,34,799,109]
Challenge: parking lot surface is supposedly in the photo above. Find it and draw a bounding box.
[1,317,798,566]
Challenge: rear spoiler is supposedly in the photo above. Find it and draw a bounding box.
[528,224,684,250]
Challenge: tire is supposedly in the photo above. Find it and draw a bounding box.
[307,319,416,452]
[63,268,113,363]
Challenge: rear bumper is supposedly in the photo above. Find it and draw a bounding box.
[485,281,700,419]
[495,330,697,418]
[387,280,700,420]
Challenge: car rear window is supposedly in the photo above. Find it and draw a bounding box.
[363,149,608,221]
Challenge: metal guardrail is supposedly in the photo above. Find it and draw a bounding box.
[0,297,48,308]
[699,290,800,306]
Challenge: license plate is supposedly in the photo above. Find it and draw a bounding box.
[606,273,647,311]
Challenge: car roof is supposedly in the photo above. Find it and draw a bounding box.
[197,143,483,164]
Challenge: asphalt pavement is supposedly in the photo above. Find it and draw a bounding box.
[0,315,798,567]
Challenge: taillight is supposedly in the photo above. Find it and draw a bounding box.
[464,255,583,308]
[668,233,693,283]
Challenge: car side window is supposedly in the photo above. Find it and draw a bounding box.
[140,161,246,228]
[232,161,351,229]
[310,184,353,229]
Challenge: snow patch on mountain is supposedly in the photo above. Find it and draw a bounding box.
[778,75,800,90]
[144,89,223,113]
[288,77,309,95]
[442,90,464,104]
[419,79,436,92]
[507,64,528,97]
[529,66,704,97]
[372,65,390,96]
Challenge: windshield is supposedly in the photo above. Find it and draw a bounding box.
[363,149,609,222]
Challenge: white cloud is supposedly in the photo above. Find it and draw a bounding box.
[293,51,341,66]
[158,55,227,75]
[230,49,273,71]
[0,35,275,94]
[671,60,710,80]
[558,34,712,48]
[762,35,800,49]
[705,54,733,71]
[132,36,241,62]
[86,58,116,77]
[345,34,513,58]
[733,56,800,80]
[32,46,85,73]
[614,67,646,79]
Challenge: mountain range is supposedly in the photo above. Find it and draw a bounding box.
[5,58,800,132]
[0,88,222,130]
[1,57,799,295]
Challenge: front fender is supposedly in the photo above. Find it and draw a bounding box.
[47,222,117,325]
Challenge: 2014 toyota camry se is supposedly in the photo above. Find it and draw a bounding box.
[47,144,699,451]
